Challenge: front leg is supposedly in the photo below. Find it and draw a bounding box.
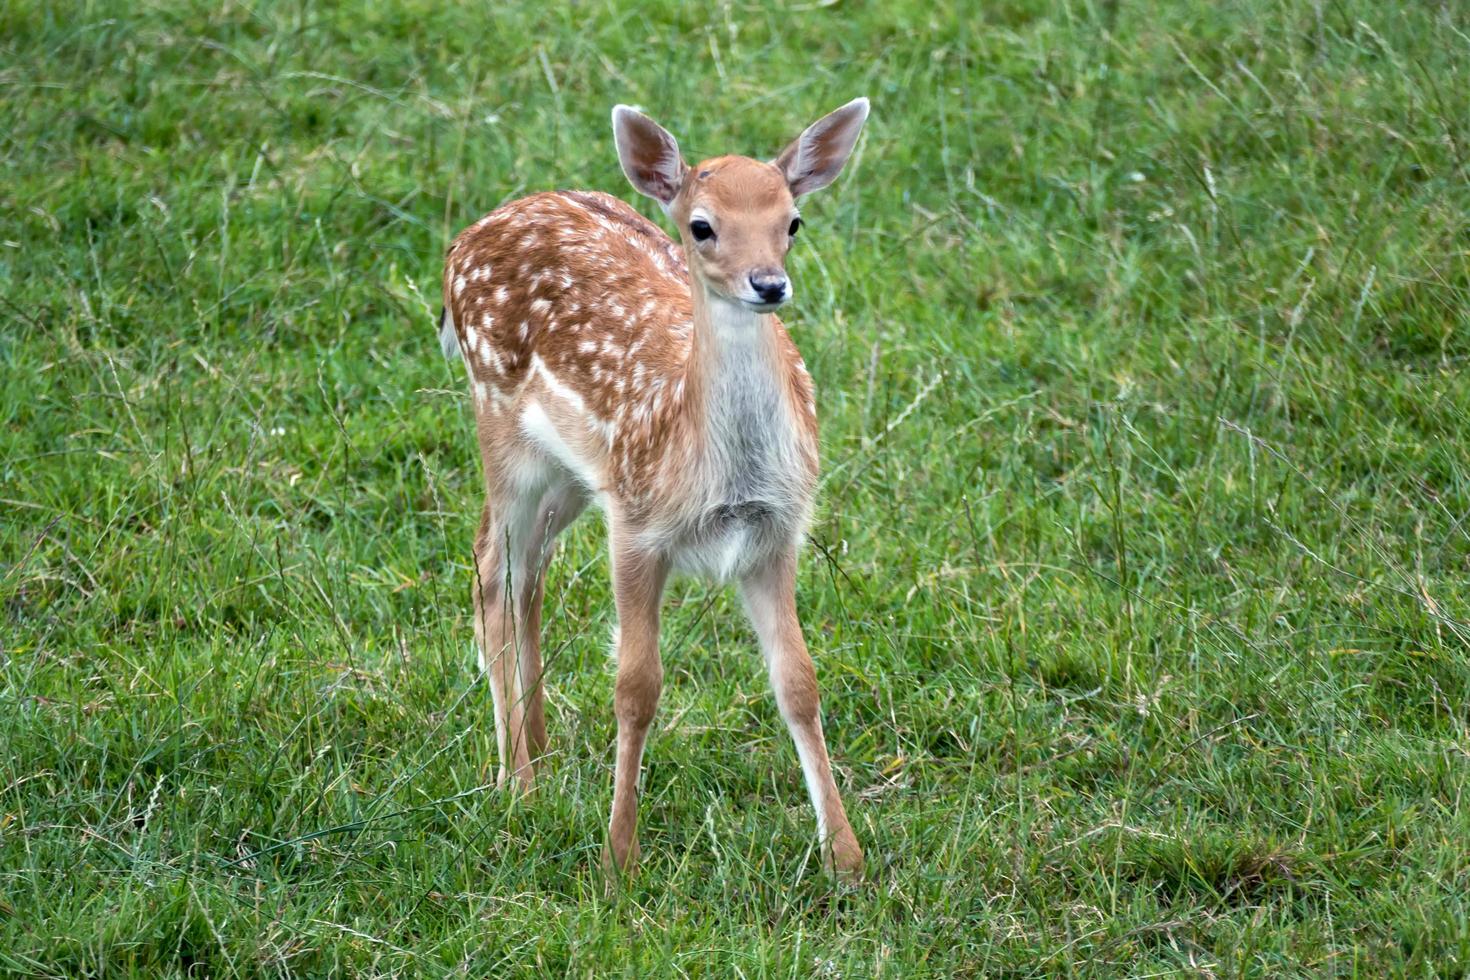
[741,550,863,881]
[603,539,669,879]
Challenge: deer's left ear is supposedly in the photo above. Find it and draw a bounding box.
[774,97,870,198]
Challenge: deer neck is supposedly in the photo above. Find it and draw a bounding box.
[686,277,782,403]
[690,277,770,344]
[679,277,798,498]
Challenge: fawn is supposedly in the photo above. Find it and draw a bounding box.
[439,98,870,880]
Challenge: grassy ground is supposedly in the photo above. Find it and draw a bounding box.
[3,0,1469,975]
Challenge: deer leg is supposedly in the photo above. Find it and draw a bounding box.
[473,496,536,791]
[741,551,863,881]
[512,482,585,761]
[516,556,550,761]
[602,538,668,878]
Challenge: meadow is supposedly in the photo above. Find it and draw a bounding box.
[3,0,1469,974]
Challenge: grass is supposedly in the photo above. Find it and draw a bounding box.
[3,0,1469,974]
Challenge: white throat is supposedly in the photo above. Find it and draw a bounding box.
[691,280,792,491]
[698,282,769,343]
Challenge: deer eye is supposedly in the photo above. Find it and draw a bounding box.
[690,219,715,242]
[788,217,803,236]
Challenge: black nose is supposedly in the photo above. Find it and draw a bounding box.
[749,272,788,304]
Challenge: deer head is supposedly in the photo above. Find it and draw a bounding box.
[612,98,870,314]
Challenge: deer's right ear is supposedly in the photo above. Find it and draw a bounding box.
[612,105,688,210]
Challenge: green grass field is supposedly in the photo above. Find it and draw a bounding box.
[4,0,1469,974]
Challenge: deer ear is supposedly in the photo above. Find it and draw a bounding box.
[774,97,870,198]
[612,105,688,209]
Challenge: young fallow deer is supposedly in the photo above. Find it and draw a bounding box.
[439,98,870,880]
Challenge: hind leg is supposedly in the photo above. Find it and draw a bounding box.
[511,481,586,760]
[472,491,538,790]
